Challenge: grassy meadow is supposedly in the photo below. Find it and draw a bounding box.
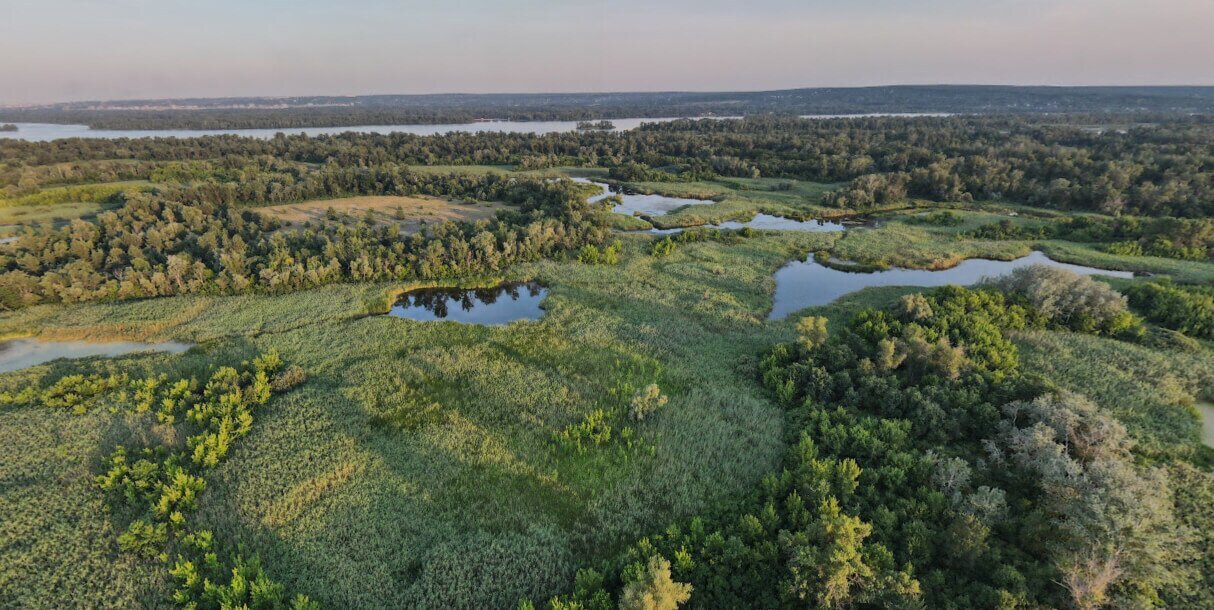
[255,195,506,233]
[0,231,830,607]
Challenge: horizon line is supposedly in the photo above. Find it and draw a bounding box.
[9,83,1214,109]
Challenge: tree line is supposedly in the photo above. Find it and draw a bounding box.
[0,172,610,309]
[5,115,1214,217]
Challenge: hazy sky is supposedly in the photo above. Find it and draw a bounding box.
[2,0,1212,105]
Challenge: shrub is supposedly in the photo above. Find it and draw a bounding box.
[991,265,1140,336]
[628,384,669,422]
[1125,280,1214,340]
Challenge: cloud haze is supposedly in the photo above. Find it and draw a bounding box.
[1,0,1211,104]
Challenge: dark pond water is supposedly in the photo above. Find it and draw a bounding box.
[0,339,193,373]
[768,250,1135,320]
[388,282,547,325]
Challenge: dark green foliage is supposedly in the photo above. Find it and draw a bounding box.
[907,210,963,226]
[5,86,1214,129]
[964,219,1050,240]
[9,114,1214,216]
[1125,279,1214,339]
[649,227,753,257]
[0,172,610,309]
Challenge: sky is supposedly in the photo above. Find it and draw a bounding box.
[2,0,1213,105]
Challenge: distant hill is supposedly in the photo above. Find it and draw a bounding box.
[3,85,1214,130]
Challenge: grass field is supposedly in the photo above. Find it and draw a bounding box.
[0,180,151,209]
[0,201,120,235]
[255,195,507,233]
[0,231,834,607]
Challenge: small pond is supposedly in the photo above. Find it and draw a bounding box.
[575,179,714,217]
[388,282,547,325]
[0,339,193,374]
[577,178,853,232]
[1198,402,1214,448]
[768,250,1135,320]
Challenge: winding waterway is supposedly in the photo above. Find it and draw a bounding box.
[768,251,1135,320]
[577,179,847,232]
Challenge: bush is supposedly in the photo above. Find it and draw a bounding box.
[991,265,1141,336]
[1125,280,1214,340]
[628,384,669,422]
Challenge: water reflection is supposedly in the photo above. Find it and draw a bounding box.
[768,251,1135,320]
[718,214,847,232]
[388,282,547,325]
[574,178,712,217]
[0,339,193,374]
[576,178,851,232]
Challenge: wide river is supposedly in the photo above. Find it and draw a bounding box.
[0,113,949,142]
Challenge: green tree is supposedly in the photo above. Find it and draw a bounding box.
[780,497,874,609]
[796,316,829,351]
[618,556,692,610]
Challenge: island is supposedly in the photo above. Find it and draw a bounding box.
[576,119,616,131]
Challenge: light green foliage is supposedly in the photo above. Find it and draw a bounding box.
[795,315,829,350]
[994,393,1192,609]
[0,180,149,208]
[618,556,692,610]
[578,240,623,265]
[1014,329,1214,457]
[117,518,168,558]
[1,348,306,608]
[4,176,1214,608]
[780,497,873,608]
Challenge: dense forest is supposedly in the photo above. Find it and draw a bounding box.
[5,114,1214,218]
[0,171,607,308]
[4,86,1214,129]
